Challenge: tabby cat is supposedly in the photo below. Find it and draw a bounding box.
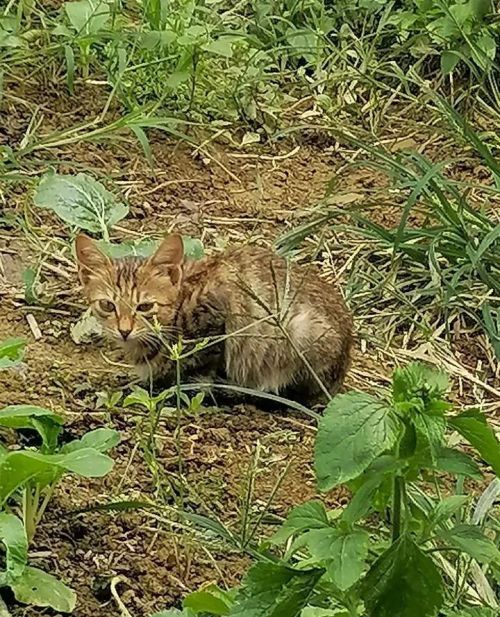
[76,233,353,401]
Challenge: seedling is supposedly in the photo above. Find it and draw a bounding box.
[0,404,120,612]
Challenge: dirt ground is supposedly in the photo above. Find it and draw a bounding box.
[1,81,499,616]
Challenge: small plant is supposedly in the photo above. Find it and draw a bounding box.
[0,404,120,612]
[161,362,499,617]
[388,0,498,75]
[0,338,25,371]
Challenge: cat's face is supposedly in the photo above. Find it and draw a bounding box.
[75,234,184,347]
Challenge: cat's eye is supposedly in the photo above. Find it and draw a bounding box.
[97,299,115,313]
[136,302,154,313]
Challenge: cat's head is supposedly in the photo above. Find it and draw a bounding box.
[75,233,184,345]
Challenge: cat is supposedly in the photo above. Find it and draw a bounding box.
[75,233,353,402]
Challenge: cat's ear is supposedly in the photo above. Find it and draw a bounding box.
[146,234,184,283]
[75,234,110,285]
[150,234,184,266]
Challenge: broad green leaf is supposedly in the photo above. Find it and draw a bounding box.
[0,451,61,504]
[183,584,233,615]
[140,30,177,49]
[361,535,444,617]
[11,566,76,612]
[0,512,27,579]
[0,448,114,504]
[34,171,128,234]
[272,501,329,544]
[306,528,369,590]
[431,447,482,479]
[440,525,500,564]
[0,404,63,427]
[124,386,156,408]
[441,50,460,75]
[449,2,473,27]
[202,37,233,58]
[97,238,159,259]
[342,456,401,524]
[448,409,500,477]
[315,392,399,491]
[0,337,25,370]
[65,0,110,35]
[470,0,492,20]
[0,404,63,452]
[61,428,120,454]
[474,34,496,69]
[413,413,447,464]
[229,563,323,617]
[429,495,469,528]
[286,29,318,61]
[182,236,205,260]
[55,448,114,476]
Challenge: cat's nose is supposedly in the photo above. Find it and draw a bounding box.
[119,327,131,340]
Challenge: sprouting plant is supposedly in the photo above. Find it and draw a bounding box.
[96,389,123,412]
[54,0,115,84]
[161,362,499,617]
[0,404,120,612]
[0,338,25,370]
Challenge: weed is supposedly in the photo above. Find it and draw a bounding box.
[0,403,119,611]
[160,362,499,617]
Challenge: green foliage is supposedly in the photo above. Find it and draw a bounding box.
[184,584,234,615]
[388,0,497,74]
[184,362,499,617]
[0,338,25,370]
[448,409,500,476]
[0,513,76,612]
[0,402,119,612]
[279,142,500,359]
[315,392,399,490]
[229,562,323,617]
[10,565,77,613]
[361,534,444,617]
[33,171,128,238]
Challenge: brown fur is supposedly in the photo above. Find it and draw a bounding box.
[75,233,353,401]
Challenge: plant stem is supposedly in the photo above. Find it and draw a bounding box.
[174,355,184,505]
[22,485,39,545]
[392,475,404,543]
[34,484,56,529]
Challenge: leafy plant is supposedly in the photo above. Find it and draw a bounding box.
[388,0,498,75]
[0,404,120,612]
[170,362,499,617]
[0,512,76,612]
[0,338,25,370]
[33,171,128,240]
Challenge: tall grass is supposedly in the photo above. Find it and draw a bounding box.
[277,106,500,360]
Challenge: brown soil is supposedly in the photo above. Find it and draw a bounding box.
[1,79,498,617]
